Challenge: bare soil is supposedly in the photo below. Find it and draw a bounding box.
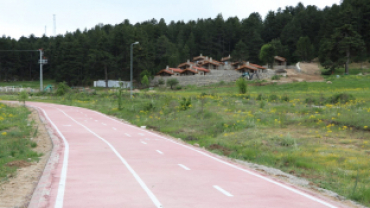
[275,63,325,83]
[5,161,32,168]
[0,102,52,208]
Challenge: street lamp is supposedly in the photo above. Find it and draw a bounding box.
[130,42,139,99]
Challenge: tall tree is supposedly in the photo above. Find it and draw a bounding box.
[259,44,276,68]
[319,24,365,74]
[295,36,314,62]
[231,40,248,61]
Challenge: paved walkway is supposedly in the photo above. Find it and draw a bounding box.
[28,102,346,208]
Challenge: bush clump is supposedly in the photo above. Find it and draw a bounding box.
[143,102,155,111]
[56,82,69,96]
[18,90,28,105]
[268,94,278,102]
[281,94,290,102]
[271,75,281,80]
[180,97,192,110]
[256,93,264,100]
[327,93,355,104]
[236,77,247,94]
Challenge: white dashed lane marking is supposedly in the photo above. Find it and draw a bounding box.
[112,127,117,131]
[102,123,107,126]
[213,185,233,197]
[125,133,131,137]
[156,150,163,155]
[178,164,190,170]
[141,141,147,145]
[138,133,145,136]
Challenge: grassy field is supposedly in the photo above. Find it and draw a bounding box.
[0,103,41,183]
[319,62,370,75]
[0,79,55,89]
[2,75,370,205]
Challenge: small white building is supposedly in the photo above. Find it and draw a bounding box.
[94,80,131,88]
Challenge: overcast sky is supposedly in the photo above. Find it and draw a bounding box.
[1,0,340,40]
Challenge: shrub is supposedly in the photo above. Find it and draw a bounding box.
[167,78,179,89]
[305,97,317,105]
[280,136,295,146]
[143,102,155,111]
[327,93,355,104]
[281,94,290,102]
[321,69,333,75]
[260,101,266,108]
[271,75,281,80]
[256,93,264,100]
[141,75,149,88]
[56,82,69,96]
[18,90,28,105]
[180,97,192,110]
[268,94,278,102]
[158,78,165,86]
[30,142,37,148]
[236,77,247,94]
[176,86,182,90]
[218,81,225,86]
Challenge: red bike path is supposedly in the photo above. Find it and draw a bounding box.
[26,102,348,208]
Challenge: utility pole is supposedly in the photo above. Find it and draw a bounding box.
[38,49,48,91]
[130,42,139,99]
[0,50,46,91]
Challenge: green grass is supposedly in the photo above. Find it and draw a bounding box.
[1,75,370,205]
[0,79,55,89]
[0,103,42,182]
[319,63,370,75]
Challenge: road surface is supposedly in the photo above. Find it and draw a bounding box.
[27,102,347,208]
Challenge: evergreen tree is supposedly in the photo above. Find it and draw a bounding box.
[319,24,365,74]
[231,40,248,61]
[295,36,314,62]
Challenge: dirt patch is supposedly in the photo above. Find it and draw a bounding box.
[147,125,160,131]
[6,161,32,168]
[271,63,324,84]
[299,62,322,75]
[184,136,198,141]
[0,102,52,208]
[209,144,232,156]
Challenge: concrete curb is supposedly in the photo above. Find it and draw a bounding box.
[28,106,63,208]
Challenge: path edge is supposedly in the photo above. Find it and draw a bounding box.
[27,106,63,208]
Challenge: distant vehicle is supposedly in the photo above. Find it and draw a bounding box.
[241,72,250,79]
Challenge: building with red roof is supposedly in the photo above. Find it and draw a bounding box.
[156,66,183,76]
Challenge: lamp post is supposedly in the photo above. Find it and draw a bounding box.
[130,42,139,99]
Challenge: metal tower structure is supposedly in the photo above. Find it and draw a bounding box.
[53,14,56,36]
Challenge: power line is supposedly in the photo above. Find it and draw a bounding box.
[0,50,39,52]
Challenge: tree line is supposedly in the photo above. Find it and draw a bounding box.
[0,0,369,85]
